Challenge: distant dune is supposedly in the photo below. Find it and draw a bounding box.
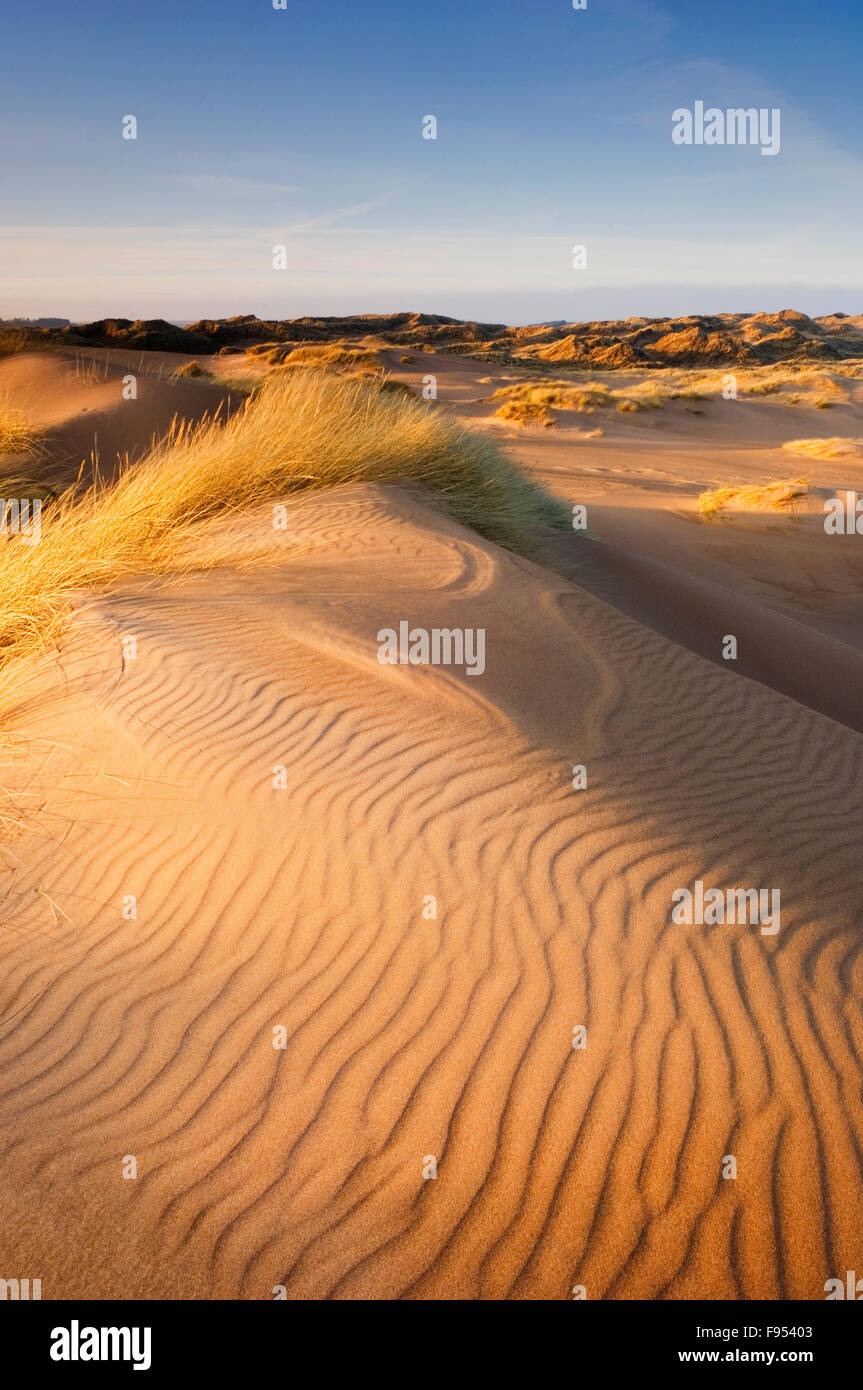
[5,307,863,371]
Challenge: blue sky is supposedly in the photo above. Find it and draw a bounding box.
[2,0,861,322]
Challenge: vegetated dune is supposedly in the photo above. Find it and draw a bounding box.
[7,307,863,372]
[401,349,863,666]
[0,368,567,680]
[0,345,861,1302]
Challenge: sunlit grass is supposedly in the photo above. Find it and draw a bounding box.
[698,478,808,518]
[782,436,863,461]
[0,368,569,676]
[488,361,860,426]
[0,398,43,461]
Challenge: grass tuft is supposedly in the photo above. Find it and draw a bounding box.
[0,398,43,461]
[698,478,808,518]
[0,368,569,677]
[782,436,863,461]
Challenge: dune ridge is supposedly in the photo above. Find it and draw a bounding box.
[0,484,860,1300]
[7,307,863,372]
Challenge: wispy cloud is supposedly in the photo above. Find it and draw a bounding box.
[168,173,301,196]
[161,187,392,234]
[2,224,859,322]
[277,194,395,235]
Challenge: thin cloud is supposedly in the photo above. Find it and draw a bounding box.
[168,173,301,195]
[277,194,395,235]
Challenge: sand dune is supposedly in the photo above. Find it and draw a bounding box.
[544,532,863,734]
[0,351,237,488]
[17,306,863,369]
[1,482,861,1300]
[396,348,863,668]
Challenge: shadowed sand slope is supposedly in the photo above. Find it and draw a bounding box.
[0,484,861,1300]
[0,351,237,487]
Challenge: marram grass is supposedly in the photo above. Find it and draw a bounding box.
[0,398,43,460]
[697,477,808,518]
[0,368,569,674]
[782,436,863,461]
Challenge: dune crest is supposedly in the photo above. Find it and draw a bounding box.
[0,484,860,1300]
